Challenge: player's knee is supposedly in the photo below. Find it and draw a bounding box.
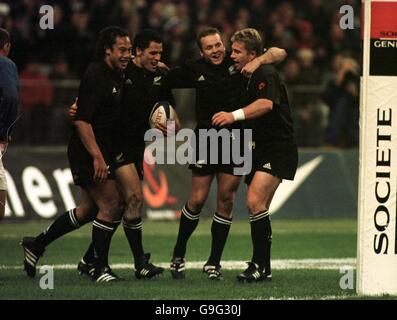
[188,196,206,213]
[217,194,234,215]
[75,205,97,224]
[126,192,143,210]
[102,199,124,219]
[122,193,143,220]
[246,196,268,215]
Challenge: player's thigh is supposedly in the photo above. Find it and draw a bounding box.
[246,171,281,211]
[115,163,143,203]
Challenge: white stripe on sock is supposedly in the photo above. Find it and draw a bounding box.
[93,221,114,232]
[123,221,142,230]
[69,210,80,228]
[213,214,232,225]
[182,207,200,220]
[250,211,269,222]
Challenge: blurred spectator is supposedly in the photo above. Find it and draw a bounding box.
[282,58,301,85]
[234,7,251,31]
[305,0,330,40]
[67,8,95,77]
[296,48,321,84]
[19,59,53,144]
[322,57,359,148]
[48,55,75,143]
[296,20,317,50]
[0,0,361,147]
[145,1,165,33]
[284,57,327,147]
[192,0,211,25]
[248,0,269,31]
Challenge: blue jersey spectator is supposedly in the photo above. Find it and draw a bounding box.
[0,27,19,220]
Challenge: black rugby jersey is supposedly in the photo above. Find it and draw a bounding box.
[243,64,294,141]
[119,63,172,145]
[73,61,124,145]
[166,55,243,128]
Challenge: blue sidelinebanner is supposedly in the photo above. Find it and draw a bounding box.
[3,146,358,221]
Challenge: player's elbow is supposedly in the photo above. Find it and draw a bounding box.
[73,120,82,129]
[269,47,287,64]
[279,49,287,61]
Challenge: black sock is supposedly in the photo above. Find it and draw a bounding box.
[173,204,200,258]
[250,210,271,272]
[82,243,96,264]
[92,219,118,268]
[123,217,144,264]
[207,213,232,266]
[83,220,121,264]
[35,208,80,249]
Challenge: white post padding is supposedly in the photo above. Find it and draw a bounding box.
[357,0,397,295]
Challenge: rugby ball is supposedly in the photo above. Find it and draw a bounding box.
[149,101,176,128]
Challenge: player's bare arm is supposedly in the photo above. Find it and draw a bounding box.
[74,120,108,183]
[241,47,287,77]
[212,98,273,127]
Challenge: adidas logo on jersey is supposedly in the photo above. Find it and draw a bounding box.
[153,76,162,85]
[263,162,272,170]
[125,78,133,85]
[197,75,205,81]
[112,87,118,94]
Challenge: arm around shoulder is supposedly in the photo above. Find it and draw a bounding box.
[257,47,287,65]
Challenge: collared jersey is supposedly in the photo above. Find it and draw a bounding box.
[119,63,172,145]
[0,56,19,140]
[243,64,295,141]
[73,61,124,146]
[166,55,242,128]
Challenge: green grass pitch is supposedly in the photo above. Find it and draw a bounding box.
[0,218,394,300]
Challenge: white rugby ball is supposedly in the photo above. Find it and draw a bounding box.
[149,101,176,128]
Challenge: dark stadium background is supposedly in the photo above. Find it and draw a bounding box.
[0,0,361,220]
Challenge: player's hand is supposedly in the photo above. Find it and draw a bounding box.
[212,112,235,127]
[69,98,78,117]
[157,61,170,71]
[155,121,177,136]
[0,141,7,153]
[155,122,168,136]
[93,156,108,183]
[241,58,260,77]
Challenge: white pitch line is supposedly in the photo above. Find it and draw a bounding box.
[0,258,355,270]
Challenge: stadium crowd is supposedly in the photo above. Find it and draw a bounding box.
[0,0,361,147]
